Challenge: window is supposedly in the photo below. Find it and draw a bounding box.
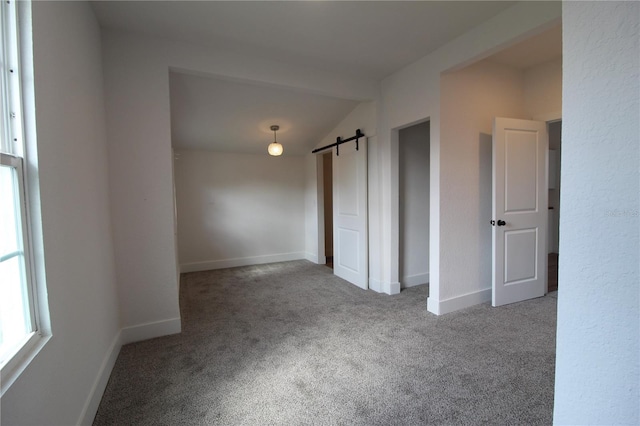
[0,155,36,362]
[0,0,44,388]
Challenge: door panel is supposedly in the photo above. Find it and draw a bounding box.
[333,138,368,289]
[505,131,538,212]
[492,118,547,306]
[337,154,359,216]
[337,229,359,272]
[504,228,537,283]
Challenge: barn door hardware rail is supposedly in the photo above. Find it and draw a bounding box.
[312,129,365,156]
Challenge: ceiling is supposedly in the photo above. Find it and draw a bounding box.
[92,1,516,80]
[91,1,562,156]
[489,24,562,69]
[169,72,359,155]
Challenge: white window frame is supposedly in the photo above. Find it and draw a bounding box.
[0,0,49,396]
[1,152,39,369]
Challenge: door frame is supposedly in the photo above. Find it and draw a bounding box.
[388,118,435,298]
[394,123,431,291]
[314,153,328,266]
[544,114,562,294]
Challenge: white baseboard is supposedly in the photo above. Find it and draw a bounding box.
[369,277,383,293]
[305,252,326,265]
[379,281,401,295]
[368,278,400,295]
[77,317,183,424]
[427,288,491,315]
[180,252,306,273]
[401,273,429,288]
[78,330,122,426]
[121,317,182,345]
[427,297,440,315]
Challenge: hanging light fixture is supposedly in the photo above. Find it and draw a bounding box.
[267,125,283,156]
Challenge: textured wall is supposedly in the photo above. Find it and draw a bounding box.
[554,2,639,424]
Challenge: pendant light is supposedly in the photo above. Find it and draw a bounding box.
[267,125,283,156]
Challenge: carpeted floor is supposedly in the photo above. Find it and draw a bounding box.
[94,260,557,425]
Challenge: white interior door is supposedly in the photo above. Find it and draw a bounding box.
[492,117,548,306]
[333,138,368,289]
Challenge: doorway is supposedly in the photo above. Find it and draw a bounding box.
[399,121,430,289]
[322,152,333,269]
[547,120,561,292]
[316,138,369,289]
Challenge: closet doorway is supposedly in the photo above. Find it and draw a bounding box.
[547,120,561,292]
[399,121,430,289]
[322,152,333,269]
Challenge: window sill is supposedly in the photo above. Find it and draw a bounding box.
[0,331,51,397]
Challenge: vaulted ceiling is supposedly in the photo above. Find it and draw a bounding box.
[92,2,559,155]
[168,72,359,155]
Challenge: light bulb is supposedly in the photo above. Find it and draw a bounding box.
[268,142,283,156]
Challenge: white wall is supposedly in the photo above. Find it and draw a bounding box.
[554,2,639,424]
[304,153,323,264]
[432,55,560,310]
[524,57,562,120]
[378,1,561,309]
[102,32,181,340]
[313,101,377,150]
[0,2,121,425]
[439,59,528,307]
[398,121,430,288]
[174,150,306,272]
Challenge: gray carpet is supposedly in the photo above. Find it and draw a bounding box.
[94,260,556,425]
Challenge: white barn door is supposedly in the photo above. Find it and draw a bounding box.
[492,118,548,306]
[333,138,368,289]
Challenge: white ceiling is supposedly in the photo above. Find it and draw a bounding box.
[92,1,562,156]
[92,1,516,80]
[489,24,562,69]
[169,72,359,155]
